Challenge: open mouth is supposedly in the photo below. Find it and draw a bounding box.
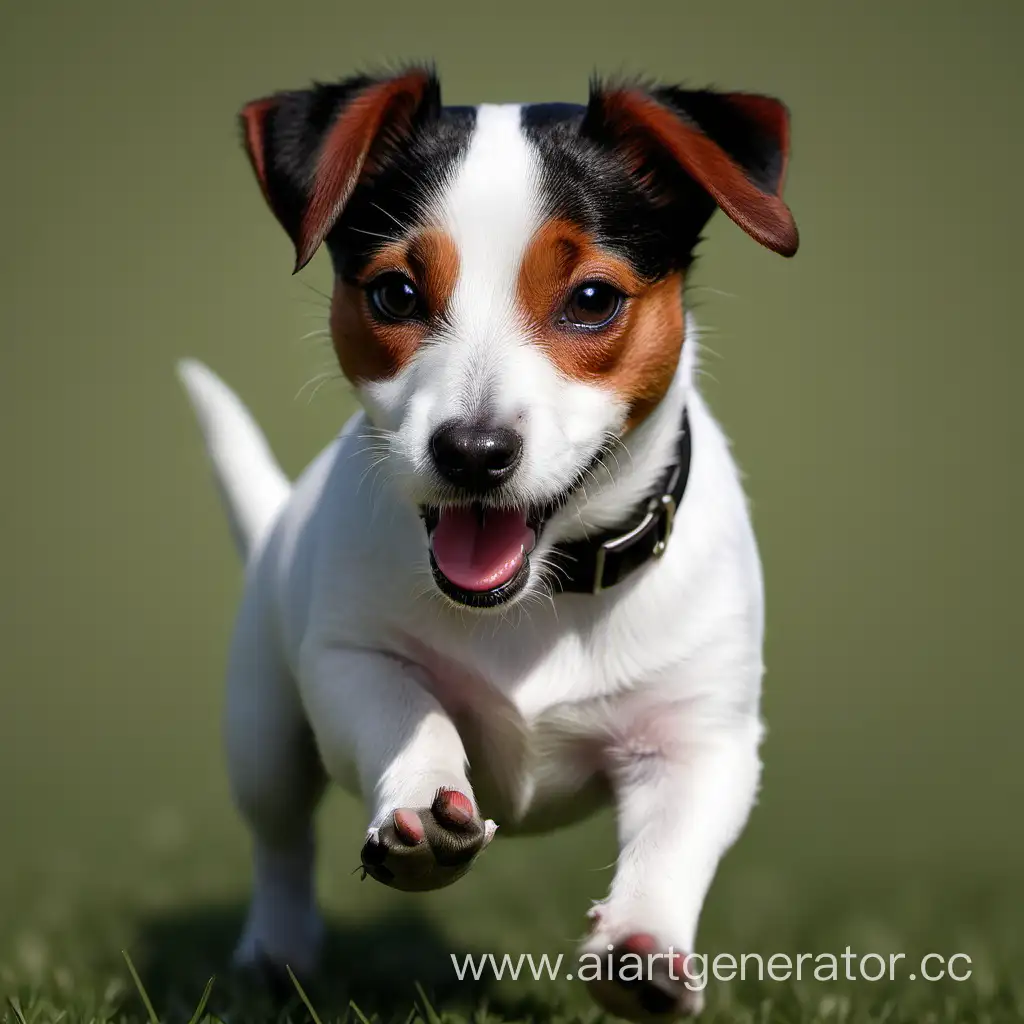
[420,450,607,609]
[421,501,554,609]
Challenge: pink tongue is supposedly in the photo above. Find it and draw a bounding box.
[431,507,533,592]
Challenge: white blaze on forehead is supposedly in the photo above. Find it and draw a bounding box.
[433,104,542,336]
[365,104,631,514]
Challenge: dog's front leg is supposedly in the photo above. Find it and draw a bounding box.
[302,647,497,892]
[582,714,763,1020]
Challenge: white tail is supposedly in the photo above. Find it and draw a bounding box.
[176,359,291,558]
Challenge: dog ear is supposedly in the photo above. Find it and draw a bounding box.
[239,67,440,272]
[582,81,798,257]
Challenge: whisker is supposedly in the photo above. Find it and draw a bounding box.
[356,460,386,501]
[697,342,725,362]
[306,376,338,405]
[370,202,407,231]
[347,225,398,241]
[298,280,332,302]
[295,370,341,404]
[687,285,740,300]
[344,444,389,466]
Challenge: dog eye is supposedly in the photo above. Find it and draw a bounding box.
[562,282,623,329]
[367,273,422,321]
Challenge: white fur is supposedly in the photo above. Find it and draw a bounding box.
[362,104,626,530]
[176,358,289,554]
[180,107,765,1017]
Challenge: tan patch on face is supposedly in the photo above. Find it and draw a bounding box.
[516,219,685,429]
[330,228,460,383]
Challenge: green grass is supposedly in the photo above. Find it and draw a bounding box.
[2,793,1021,1024]
[3,0,1024,1016]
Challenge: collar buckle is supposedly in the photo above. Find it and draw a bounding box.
[591,490,678,594]
[652,492,677,558]
[555,408,690,597]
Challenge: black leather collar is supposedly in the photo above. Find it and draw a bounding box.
[548,409,692,595]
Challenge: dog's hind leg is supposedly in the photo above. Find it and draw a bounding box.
[224,578,327,980]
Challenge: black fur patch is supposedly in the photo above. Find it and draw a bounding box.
[522,100,716,280]
[328,105,476,281]
[248,75,789,284]
[653,87,785,194]
[244,71,476,280]
[249,77,378,254]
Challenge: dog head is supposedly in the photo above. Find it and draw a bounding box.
[240,67,797,609]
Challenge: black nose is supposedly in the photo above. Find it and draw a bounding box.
[430,421,523,492]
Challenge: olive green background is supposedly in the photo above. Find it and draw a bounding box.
[1,0,1021,995]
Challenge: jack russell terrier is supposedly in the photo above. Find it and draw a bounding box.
[179,65,798,1020]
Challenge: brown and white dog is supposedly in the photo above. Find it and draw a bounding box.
[179,66,798,1019]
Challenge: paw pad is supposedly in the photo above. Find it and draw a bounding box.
[360,790,497,892]
[585,932,704,1020]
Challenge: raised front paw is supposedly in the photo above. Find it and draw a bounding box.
[583,932,705,1021]
[360,788,497,892]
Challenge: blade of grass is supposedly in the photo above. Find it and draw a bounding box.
[6,999,28,1024]
[286,966,325,1024]
[121,951,160,1024]
[185,977,215,1024]
[414,983,442,1024]
[349,1001,373,1024]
